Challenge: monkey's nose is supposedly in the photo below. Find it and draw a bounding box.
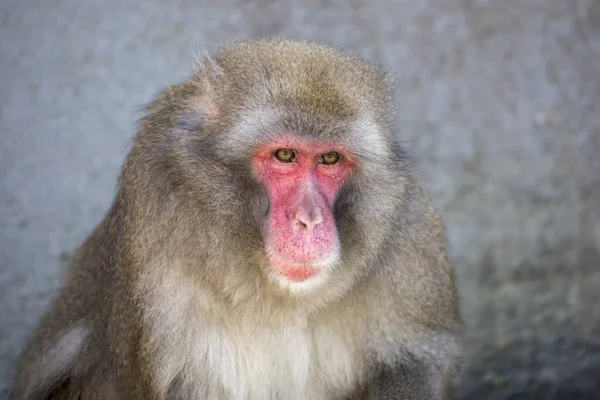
[295,206,324,233]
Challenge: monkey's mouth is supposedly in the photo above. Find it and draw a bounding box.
[265,246,339,282]
[273,263,322,281]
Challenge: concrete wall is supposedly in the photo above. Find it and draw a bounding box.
[1,0,599,398]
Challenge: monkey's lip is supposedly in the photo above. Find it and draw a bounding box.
[266,244,340,282]
[266,253,327,282]
[273,264,323,281]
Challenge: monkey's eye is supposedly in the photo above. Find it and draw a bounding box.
[274,148,296,163]
[320,151,340,165]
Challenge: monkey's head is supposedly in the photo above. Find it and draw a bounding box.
[130,39,408,296]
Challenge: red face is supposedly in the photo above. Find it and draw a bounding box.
[253,137,355,283]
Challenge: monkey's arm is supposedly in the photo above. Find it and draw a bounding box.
[364,355,455,400]
[363,285,462,400]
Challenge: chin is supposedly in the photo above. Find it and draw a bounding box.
[267,268,332,294]
[265,246,340,294]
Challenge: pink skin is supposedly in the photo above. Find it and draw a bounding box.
[253,137,355,282]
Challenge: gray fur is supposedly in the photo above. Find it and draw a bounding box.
[10,38,463,400]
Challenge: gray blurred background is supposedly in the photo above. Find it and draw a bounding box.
[1,0,599,398]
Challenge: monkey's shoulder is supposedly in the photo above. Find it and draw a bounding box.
[349,184,461,357]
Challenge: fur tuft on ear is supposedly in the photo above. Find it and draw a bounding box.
[194,51,224,85]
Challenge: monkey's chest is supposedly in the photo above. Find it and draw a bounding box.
[190,322,363,400]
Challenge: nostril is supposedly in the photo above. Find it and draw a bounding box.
[295,206,323,232]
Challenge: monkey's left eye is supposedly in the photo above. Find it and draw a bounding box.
[320,151,340,165]
[274,148,296,163]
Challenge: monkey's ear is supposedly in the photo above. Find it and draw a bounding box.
[180,55,224,129]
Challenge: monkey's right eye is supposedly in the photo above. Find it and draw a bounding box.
[274,148,296,163]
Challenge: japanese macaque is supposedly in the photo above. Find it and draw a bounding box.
[11,38,463,400]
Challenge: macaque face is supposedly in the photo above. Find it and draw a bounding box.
[253,135,356,287]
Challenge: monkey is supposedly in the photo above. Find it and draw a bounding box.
[10,38,463,400]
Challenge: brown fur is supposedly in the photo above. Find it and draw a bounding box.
[11,38,463,400]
